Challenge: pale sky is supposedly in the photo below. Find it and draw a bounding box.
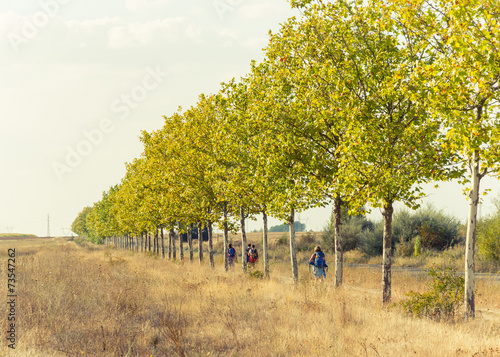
[1,0,498,237]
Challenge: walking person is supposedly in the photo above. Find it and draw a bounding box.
[227,243,237,268]
[309,246,327,280]
[249,244,259,265]
[246,243,252,263]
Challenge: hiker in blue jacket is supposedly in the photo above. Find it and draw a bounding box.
[227,243,237,268]
[309,246,327,280]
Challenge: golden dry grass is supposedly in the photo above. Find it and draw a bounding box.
[0,238,499,356]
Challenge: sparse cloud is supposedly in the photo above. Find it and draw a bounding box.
[125,0,172,11]
[67,17,189,49]
[237,3,289,20]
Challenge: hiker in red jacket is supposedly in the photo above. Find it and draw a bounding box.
[249,244,259,264]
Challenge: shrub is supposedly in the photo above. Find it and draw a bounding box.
[397,266,464,321]
[419,222,450,250]
[477,206,500,269]
[356,205,462,257]
[296,232,318,252]
[358,223,383,257]
[248,270,264,279]
[395,237,416,258]
[413,237,422,257]
[393,205,462,251]
[276,234,288,246]
[322,206,373,253]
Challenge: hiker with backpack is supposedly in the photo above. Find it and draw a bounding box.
[249,244,259,264]
[309,246,327,280]
[227,243,237,268]
[246,243,252,263]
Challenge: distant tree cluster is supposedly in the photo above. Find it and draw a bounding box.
[269,221,306,233]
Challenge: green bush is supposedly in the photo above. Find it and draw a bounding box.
[413,237,422,257]
[296,232,319,252]
[248,270,264,279]
[397,266,464,321]
[323,204,462,258]
[393,206,462,251]
[477,204,500,269]
[276,234,288,246]
[322,206,373,253]
[358,223,384,257]
[395,237,416,258]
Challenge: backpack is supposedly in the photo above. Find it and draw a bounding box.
[251,248,258,260]
[228,247,235,258]
[314,251,326,268]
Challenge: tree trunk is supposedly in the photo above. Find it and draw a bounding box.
[241,206,247,272]
[157,229,160,254]
[208,220,214,268]
[188,226,193,261]
[198,221,203,263]
[223,202,229,272]
[178,222,184,261]
[263,210,269,278]
[168,229,172,259]
[161,228,165,259]
[148,232,151,252]
[154,229,157,254]
[334,196,343,287]
[289,208,299,283]
[382,199,394,304]
[171,228,176,260]
[465,149,481,319]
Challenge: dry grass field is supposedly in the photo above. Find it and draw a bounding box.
[0,236,499,356]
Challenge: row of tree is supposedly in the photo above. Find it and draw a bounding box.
[72,0,500,319]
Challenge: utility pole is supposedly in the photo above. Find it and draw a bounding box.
[47,214,51,237]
